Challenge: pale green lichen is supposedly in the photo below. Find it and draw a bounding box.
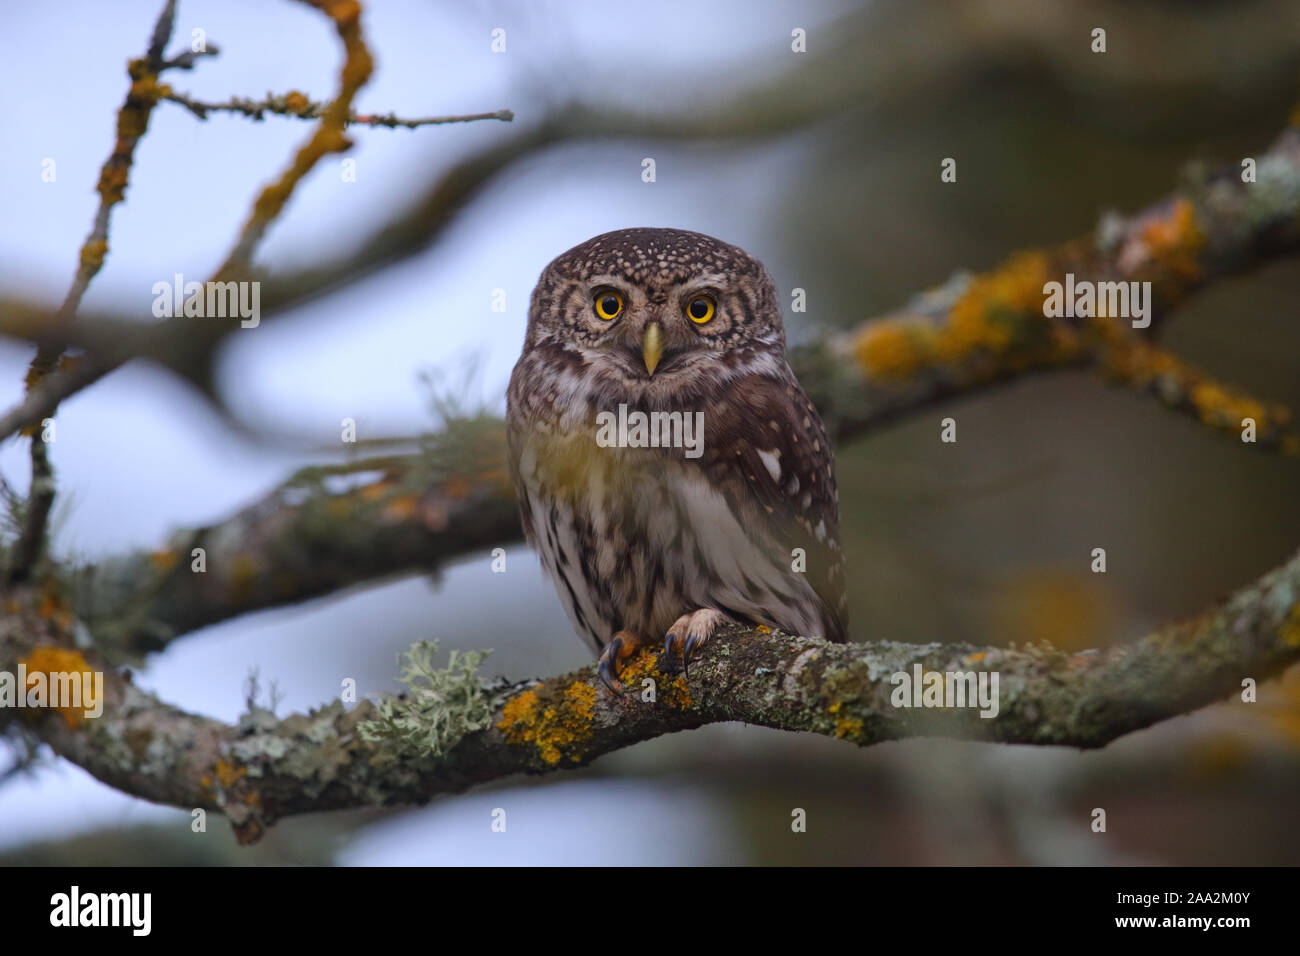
[359,640,493,758]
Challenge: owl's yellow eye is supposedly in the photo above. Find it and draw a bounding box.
[593,291,623,321]
[686,295,715,324]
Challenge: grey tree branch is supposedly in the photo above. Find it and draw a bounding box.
[6,547,1298,843]
[81,438,517,658]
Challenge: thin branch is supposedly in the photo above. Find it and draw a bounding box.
[1099,339,1298,452]
[213,0,374,282]
[7,0,182,583]
[144,0,178,70]
[162,88,513,128]
[7,548,1299,843]
[0,0,379,448]
[158,46,220,71]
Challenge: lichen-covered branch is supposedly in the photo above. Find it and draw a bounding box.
[836,126,1300,452]
[81,425,516,657]
[6,548,1299,843]
[162,88,513,128]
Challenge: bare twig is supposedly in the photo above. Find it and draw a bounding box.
[159,46,220,71]
[162,88,512,128]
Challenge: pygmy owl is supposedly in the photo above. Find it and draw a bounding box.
[506,228,847,691]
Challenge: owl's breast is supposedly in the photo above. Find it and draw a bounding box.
[511,422,828,653]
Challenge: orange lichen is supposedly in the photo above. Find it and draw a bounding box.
[1049,325,1085,362]
[1101,340,1296,443]
[934,251,1050,366]
[853,319,928,380]
[835,715,864,740]
[149,548,178,573]
[36,590,73,632]
[443,476,472,500]
[227,554,260,600]
[1281,604,1300,649]
[326,0,363,27]
[1101,339,1178,386]
[284,90,311,115]
[19,647,97,729]
[359,480,392,501]
[1189,382,1268,430]
[79,239,109,272]
[1139,198,1203,279]
[498,682,597,765]
[21,648,90,675]
[477,467,512,493]
[618,648,691,709]
[214,758,247,789]
[381,494,418,521]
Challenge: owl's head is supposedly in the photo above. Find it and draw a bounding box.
[524,228,786,387]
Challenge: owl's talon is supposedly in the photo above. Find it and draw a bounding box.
[663,632,689,675]
[684,633,701,666]
[597,657,623,695]
[597,635,625,694]
[662,608,731,676]
[597,630,647,695]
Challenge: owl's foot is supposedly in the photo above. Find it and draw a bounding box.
[597,629,645,694]
[663,608,731,676]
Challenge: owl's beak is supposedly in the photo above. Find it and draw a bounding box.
[641,321,663,376]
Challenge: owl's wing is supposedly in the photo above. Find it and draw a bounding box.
[701,369,848,642]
